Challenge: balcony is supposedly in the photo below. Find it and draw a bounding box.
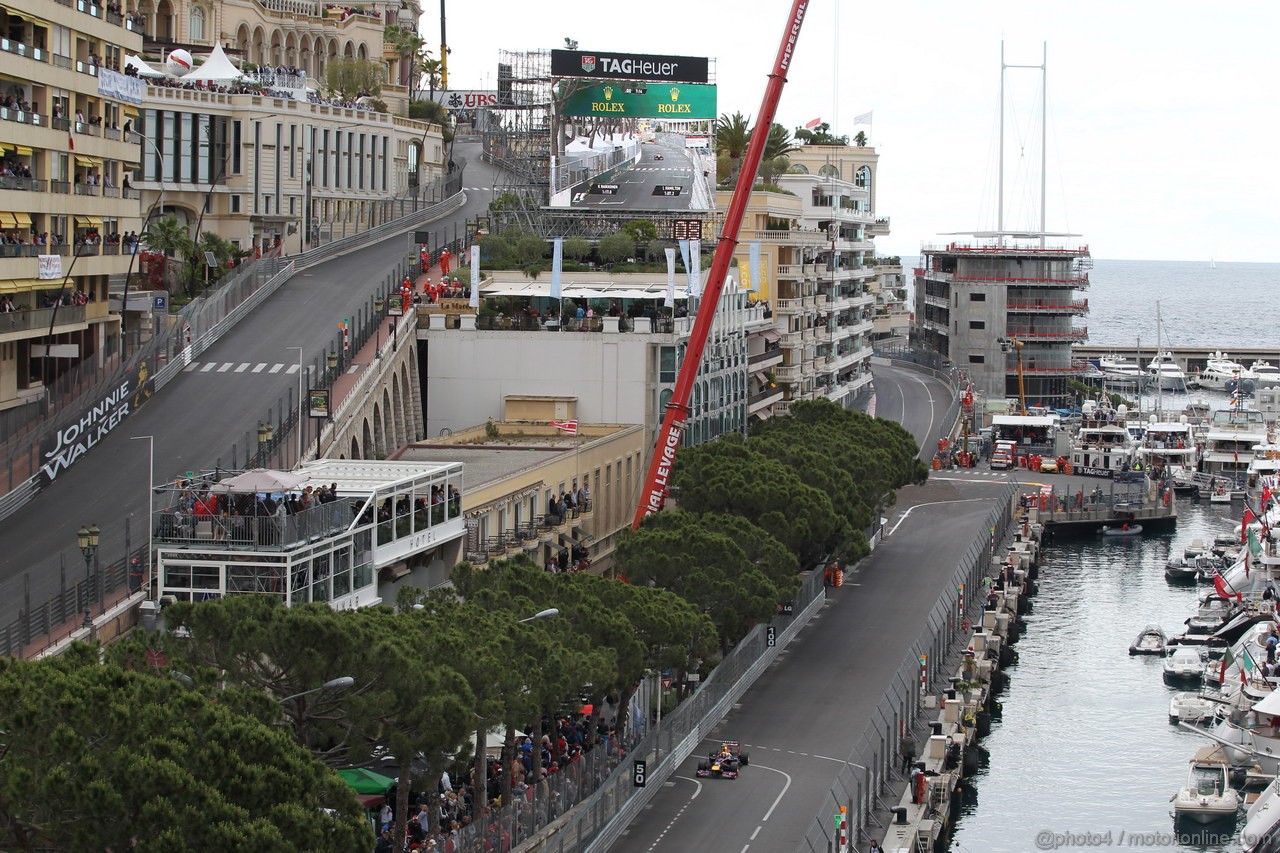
[748,347,784,371]
[776,297,806,314]
[0,177,48,193]
[922,293,948,309]
[868,217,891,236]
[776,364,803,384]
[1006,298,1089,314]
[0,38,49,64]
[0,305,89,339]
[0,106,47,128]
[743,229,830,246]
[776,264,806,279]
[749,386,785,413]
[1005,326,1089,342]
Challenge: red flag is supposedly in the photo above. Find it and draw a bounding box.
[804,117,822,129]
[550,419,578,435]
[1244,506,1257,543]
[1265,484,1273,507]
[1214,573,1243,602]
[68,133,74,151]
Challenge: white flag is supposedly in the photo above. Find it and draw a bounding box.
[853,111,873,125]
[550,237,563,300]
[469,244,480,308]
[748,242,760,293]
[665,247,676,308]
[689,239,702,298]
[678,239,691,275]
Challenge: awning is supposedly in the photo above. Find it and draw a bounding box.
[0,213,15,229]
[75,216,102,228]
[12,211,30,228]
[13,144,32,156]
[0,278,44,293]
[761,329,782,343]
[122,105,139,118]
[74,155,102,168]
[336,767,395,796]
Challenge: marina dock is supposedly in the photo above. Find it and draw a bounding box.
[1076,345,1280,375]
[1027,471,1179,534]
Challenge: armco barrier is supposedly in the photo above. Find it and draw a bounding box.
[797,483,1016,852]
[517,568,826,853]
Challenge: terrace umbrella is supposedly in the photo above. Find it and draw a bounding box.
[209,468,310,494]
[337,767,396,796]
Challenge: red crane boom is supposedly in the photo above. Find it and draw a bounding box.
[632,0,811,529]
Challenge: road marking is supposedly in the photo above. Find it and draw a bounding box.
[645,777,701,852]
[200,362,216,372]
[269,363,284,373]
[184,362,199,372]
[285,364,300,374]
[910,373,937,449]
[234,362,249,372]
[347,364,361,374]
[217,362,232,372]
[252,363,268,373]
[740,845,750,853]
[888,498,994,535]
[754,763,792,821]
[750,826,762,840]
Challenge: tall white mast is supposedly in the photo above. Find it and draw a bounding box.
[998,41,1005,237]
[1001,43,1049,246]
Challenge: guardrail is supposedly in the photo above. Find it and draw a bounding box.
[797,483,1016,852]
[522,567,827,853]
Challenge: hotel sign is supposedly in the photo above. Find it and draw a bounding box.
[560,83,716,119]
[552,49,708,83]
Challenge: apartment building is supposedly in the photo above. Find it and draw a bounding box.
[0,0,143,415]
[721,142,884,417]
[913,236,1092,406]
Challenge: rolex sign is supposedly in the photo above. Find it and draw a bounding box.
[560,82,716,120]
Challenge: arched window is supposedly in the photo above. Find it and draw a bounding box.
[855,165,871,189]
[787,163,809,174]
[818,164,839,179]
[189,6,204,41]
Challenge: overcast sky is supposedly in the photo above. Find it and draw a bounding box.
[434,1,1279,263]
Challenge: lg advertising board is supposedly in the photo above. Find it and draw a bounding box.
[551,49,708,83]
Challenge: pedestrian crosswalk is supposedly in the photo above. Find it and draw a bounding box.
[185,361,299,375]
[632,167,692,173]
[463,187,495,192]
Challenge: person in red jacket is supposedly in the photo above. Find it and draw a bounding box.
[439,248,452,277]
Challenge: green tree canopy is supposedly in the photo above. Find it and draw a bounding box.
[0,652,369,852]
[616,510,797,647]
[597,231,635,264]
[623,219,658,243]
[325,58,384,99]
[563,236,593,261]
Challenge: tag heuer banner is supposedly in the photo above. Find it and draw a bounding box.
[560,83,717,119]
[551,49,708,83]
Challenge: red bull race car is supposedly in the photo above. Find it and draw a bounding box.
[696,741,749,779]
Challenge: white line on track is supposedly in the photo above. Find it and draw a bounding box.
[753,763,792,822]
[644,776,701,852]
[888,498,993,536]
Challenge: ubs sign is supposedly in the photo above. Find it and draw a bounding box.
[551,49,709,83]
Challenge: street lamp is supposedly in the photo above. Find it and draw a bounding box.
[257,421,275,447]
[130,436,154,593]
[286,346,304,463]
[374,296,386,360]
[76,524,101,630]
[279,675,356,704]
[518,608,559,623]
[326,349,339,374]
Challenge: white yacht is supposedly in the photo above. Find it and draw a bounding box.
[1147,351,1188,391]
[1069,402,1136,475]
[1201,407,1269,493]
[1244,774,1280,852]
[1173,756,1239,824]
[1165,646,1207,685]
[1195,352,1253,393]
[1098,354,1148,387]
[1135,417,1200,485]
[1252,361,1280,390]
[1248,444,1280,505]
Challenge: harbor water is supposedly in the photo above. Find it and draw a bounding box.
[950,498,1251,853]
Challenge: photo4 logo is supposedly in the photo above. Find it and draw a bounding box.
[551,49,709,83]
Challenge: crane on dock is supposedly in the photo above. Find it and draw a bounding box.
[632,0,811,529]
[1000,336,1028,415]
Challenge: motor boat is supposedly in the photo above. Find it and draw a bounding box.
[1210,484,1235,504]
[1170,691,1225,725]
[1251,361,1280,390]
[1147,351,1188,391]
[1195,352,1253,392]
[1165,646,1206,685]
[1098,354,1148,386]
[1186,539,1211,560]
[1101,523,1143,537]
[1186,596,1235,636]
[1130,624,1167,655]
[1167,557,1200,584]
[1172,757,1239,824]
[1244,773,1280,852]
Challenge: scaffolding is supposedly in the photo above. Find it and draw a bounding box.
[482,49,553,229]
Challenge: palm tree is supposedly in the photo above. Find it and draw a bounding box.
[420,57,443,100]
[854,131,868,147]
[756,123,798,184]
[144,214,193,260]
[714,112,751,182]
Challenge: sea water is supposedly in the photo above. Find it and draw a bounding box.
[949,500,1254,853]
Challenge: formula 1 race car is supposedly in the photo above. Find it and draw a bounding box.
[696,741,749,779]
[653,153,664,161]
